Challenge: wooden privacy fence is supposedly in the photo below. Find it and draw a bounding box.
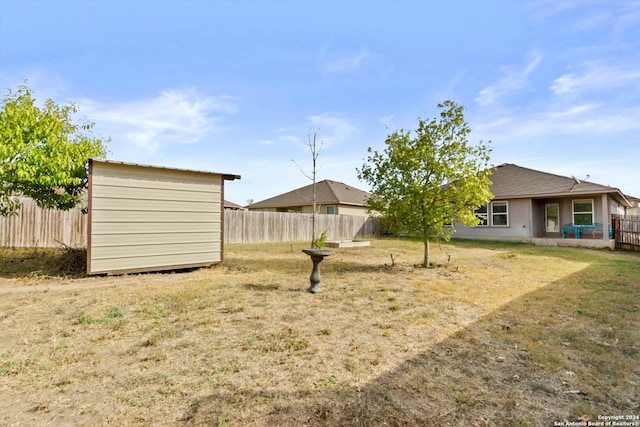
[224,209,378,244]
[0,198,87,248]
[1,198,379,248]
[612,214,640,252]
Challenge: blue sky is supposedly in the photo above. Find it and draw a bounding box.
[1,0,639,204]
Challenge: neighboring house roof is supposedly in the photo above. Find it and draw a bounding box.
[224,200,244,210]
[625,195,640,208]
[490,164,631,207]
[249,179,370,209]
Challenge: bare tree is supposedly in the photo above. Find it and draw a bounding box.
[293,129,323,248]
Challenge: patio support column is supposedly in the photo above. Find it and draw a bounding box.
[601,194,609,241]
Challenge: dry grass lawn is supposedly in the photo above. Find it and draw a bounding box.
[0,239,638,426]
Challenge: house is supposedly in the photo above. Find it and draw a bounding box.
[627,195,640,216]
[224,200,245,210]
[87,159,240,275]
[247,179,370,216]
[452,163,632,248]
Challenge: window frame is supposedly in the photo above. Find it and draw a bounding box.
[325,205,336,215]
[572,199,594,225]
[474,204,488,226]
[491,201,509,227]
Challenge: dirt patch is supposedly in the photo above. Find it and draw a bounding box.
[1,240,638,426]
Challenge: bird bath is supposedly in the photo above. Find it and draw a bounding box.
[302,249,332,293]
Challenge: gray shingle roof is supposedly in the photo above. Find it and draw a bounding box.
[249,180,370,209]
[490,164,630,205]
[248,165,631,209]
[224,200,244,209]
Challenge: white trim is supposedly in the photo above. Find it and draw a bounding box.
[491,201,509,227]
[545,203,560,233]
[572,199,594,225]
[474,204,488,226]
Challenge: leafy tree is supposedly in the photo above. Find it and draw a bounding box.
[0,84,108,215]
[357,101,492,267]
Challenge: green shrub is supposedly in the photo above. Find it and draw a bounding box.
[314,230,328,248]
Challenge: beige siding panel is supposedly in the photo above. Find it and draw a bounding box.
[91,217,220,234]
[91,210,220,223]
[90,251,221,274]
[92,241,219,259]
[91,197,219,212]
[92,184,220,202]
[93,177,220,193]
[93,164,221,190]
[91,231,219,246]
[337,205,370,216]
[88,160,226,274]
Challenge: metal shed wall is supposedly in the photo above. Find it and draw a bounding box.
[87,159,230,275]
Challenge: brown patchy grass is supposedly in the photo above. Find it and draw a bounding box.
[0,239,638,426]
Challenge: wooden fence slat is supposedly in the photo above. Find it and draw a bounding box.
[612,214,640,252]
[223,210,378,244]
[0,198,87,248]
[1,199,379,248]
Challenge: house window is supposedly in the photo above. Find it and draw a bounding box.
[326,205,336,215]
[491,201,509,226]
[474,204,488,226]
[573,200,593,225]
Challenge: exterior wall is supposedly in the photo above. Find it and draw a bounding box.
[301,205,315,214]
[336,205,369,216]
[559,195,619,240]
[453,199,532,239]
[455,194,620,242]
[558,197,606,224]
[87,160,224,274]
[609,198,627,215]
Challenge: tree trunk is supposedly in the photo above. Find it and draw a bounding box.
[311,161,317,248]
[310,132,318,248]
[423,240,430,267]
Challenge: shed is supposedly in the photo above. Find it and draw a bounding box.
[87,159,240,275]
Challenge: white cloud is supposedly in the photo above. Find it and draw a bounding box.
[548,103,598,118]
[322,48,371,74]
[306,113,358,147]
[550,63,640,95]
[279,135,302,144]
[79,88,237,152]
[1,71,69,105]
[527,0,578,21]
[475,103,640,141]
[475,52,543,106]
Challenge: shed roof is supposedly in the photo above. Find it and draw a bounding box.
[249,179,370,209]
[89,158,241,181]
[490,163,631,206]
